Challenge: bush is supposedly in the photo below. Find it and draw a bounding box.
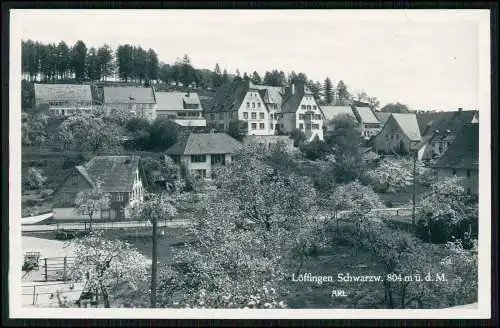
[40,189,54,198]
[55,229,88,240]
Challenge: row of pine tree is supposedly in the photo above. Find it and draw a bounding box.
[22,39,378,106]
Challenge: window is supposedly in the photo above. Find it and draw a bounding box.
[210,114,215,120]
[396,133,399,139]
[258,102,261,108]
[299,123,304,129]
[252,102,255,108]
[243,112,248,119]
[259,123,265,130]
[116,193,124,201]
[307,105,311,110]
[467,188,471,194]
[306,123,311,129]
[452,168,457,176]
[191,155,206,163]
[251,112,257,119]
[299,114,305,120]
[195,170,207,179]
[219,123,225,130]
[71,174,79,185]
[219,113,224,120]
[312,124,320,129]
[251,123,257,130]
[247,102,250,108]
[467,169,471,178]
[259,112,265,119]
[313,105,317,110]
[171,156,181,164]
[301,105,306,110]
[386,134,390,140]
[211,154,226,166]
[315,114,322,120]
[270,124,274,129]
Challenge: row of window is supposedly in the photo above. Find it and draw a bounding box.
[250,123,266,130]
[299,123,321,130]
[298,114,322,120]
[300,105,317,110]
[270,113,283,120]
[190,154,230,164]
[386,133,400,140]
[247,102,261,109]
[243,112,265,120]
[177,111,202,117]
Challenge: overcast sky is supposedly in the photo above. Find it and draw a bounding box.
[13,10,488,111]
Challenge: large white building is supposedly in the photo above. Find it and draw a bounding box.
[205,80,325,141]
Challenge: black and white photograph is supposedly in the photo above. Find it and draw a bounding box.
[8,9,491,319]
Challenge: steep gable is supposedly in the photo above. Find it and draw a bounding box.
[391,113,422,141]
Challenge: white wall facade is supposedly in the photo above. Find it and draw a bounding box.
[294,95,324,141]
[237,90,271,135]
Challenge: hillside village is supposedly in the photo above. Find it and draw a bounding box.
[20,39,479,310]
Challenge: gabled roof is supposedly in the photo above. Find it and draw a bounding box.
[321,105,356,122]
[416,111,456,136]
[433,124,479,169]
[375,112,392,126]
[34,84,93,103]
[353,106,379,124]
[165,133,242,156]
[77,156,140,192]
[156,91,202,111]
[391,113,422,141]
[281,84,313,113]
[249,82,285,107]
[428,110,478,141]
[103,86,156,104]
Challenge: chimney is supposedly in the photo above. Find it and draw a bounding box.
[292,84,295,95]
[458,107,463,112]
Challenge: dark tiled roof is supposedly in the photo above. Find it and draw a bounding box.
[103,87,156,104]
[375,112,392,126]
[165,133,242,155]
[205,80,250,113]
[429,110,478,141]
[281,84,312,113]
[78,156,140,192]
[433,124,479,169]
[34,84,93,103]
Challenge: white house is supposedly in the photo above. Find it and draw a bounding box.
[165,133,242,180]
[52,156,144,220]
[34,83,101,116]
[155,91,206,127]
[102,86,157,121]
[352,106,381,139]
[373,113,422,155]
[205,80,325,140]
[281,84,325,141]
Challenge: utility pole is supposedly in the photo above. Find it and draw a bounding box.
[412,149,417,228]
[151,213,157,308]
